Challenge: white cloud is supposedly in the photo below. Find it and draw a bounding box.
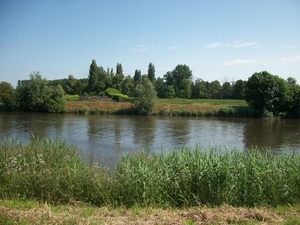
[205,42,222,49]
[129,44,154,52]
[234,41,259,48]
[169,46,178,50]
[205,41,260,49]
[224,59,257,66]
[281,45,296,49]
[271,55,300,63]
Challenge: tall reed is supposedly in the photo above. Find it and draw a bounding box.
[0,137,111,205]
[1,139,299,208]
[114,147,300,207]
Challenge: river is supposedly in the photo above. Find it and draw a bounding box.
[1,113,299,167]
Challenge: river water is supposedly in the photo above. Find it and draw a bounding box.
[1,113,299,166]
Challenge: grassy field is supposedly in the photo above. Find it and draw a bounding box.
[65,98,257,117]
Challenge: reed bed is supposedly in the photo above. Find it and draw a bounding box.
[1,139,299,208]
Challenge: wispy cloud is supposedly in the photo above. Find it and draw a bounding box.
[205,41,260,49]
[224,59,257,66]
[205,42,222,49]
[169,46,178,50]
[269,55,300,64]
[234,41,259,48]
[224,55,300,66]
[281,45,296,50]
[129,44,154,52]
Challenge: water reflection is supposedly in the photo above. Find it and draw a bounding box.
[131,116,156,150]
[1,113,299,167]
[243,119,300,153]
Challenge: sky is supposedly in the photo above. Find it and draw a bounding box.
[0,0,299,87]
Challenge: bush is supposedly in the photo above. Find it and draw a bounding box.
[99,88,130,102]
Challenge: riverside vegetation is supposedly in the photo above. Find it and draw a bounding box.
[1,138,300,206]
[1,67,300,118]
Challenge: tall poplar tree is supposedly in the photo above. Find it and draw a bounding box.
[113,63,124,90]
[147,62,155,84]
[88,59,99,93]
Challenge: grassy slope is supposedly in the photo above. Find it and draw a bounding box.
[1,200,300,225]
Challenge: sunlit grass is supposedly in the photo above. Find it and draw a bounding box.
[1,138,299,208]
[155,98,248,106]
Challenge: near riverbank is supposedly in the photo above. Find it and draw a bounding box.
[1,200,300,224]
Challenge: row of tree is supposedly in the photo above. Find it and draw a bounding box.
[48,60,247,100]
[0,60,299,118]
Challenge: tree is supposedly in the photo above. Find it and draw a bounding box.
[178,78,192,98]
[232,79,246,99]
[113,63,124,90]
[171,64,193,97]
[245,71,289,117]
[15,72,65,112]
[147,62,156,84]
[65,75,77,95]
[44,85,66,112]
[121,75,135,96]
[221,82,233,99]
[88,59,99,93]
[285,77,300,118]
[165,85,176,98]
[133,69,142,85]
[134,76,157,114]
[0,81,16,110]
[208,80,222,99]
[192,79,210,99]
[155,77,166,98]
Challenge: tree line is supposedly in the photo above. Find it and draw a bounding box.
[0,59,299,118]
[48,60,247,100]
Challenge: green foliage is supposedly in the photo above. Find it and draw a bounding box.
[245,71,297,118]
[12,72,66,112]
[112,63,124,90]
[147,62,156,84]
[134,69,142,85]
[286,77,300,118]
[232,79,246,99]
[120,75,135,96]
[99,88,130,101]
[192,79,223,99]
[164,64,193,98]
[133,76,157,114]
[0,81,17,111]
[88,59,99,93]
[222,81,233,99]
[44,85,66,112]
[65,94,80,101]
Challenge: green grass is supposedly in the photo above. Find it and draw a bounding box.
[156,98,248,106]
[1,138,299,208]
[99,88,130,101]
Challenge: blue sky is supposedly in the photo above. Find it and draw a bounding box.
[0,0,299,87]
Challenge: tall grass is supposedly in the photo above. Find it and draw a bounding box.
[115,147,300,207]
[0,137,111,205]
[1,139,299,208]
